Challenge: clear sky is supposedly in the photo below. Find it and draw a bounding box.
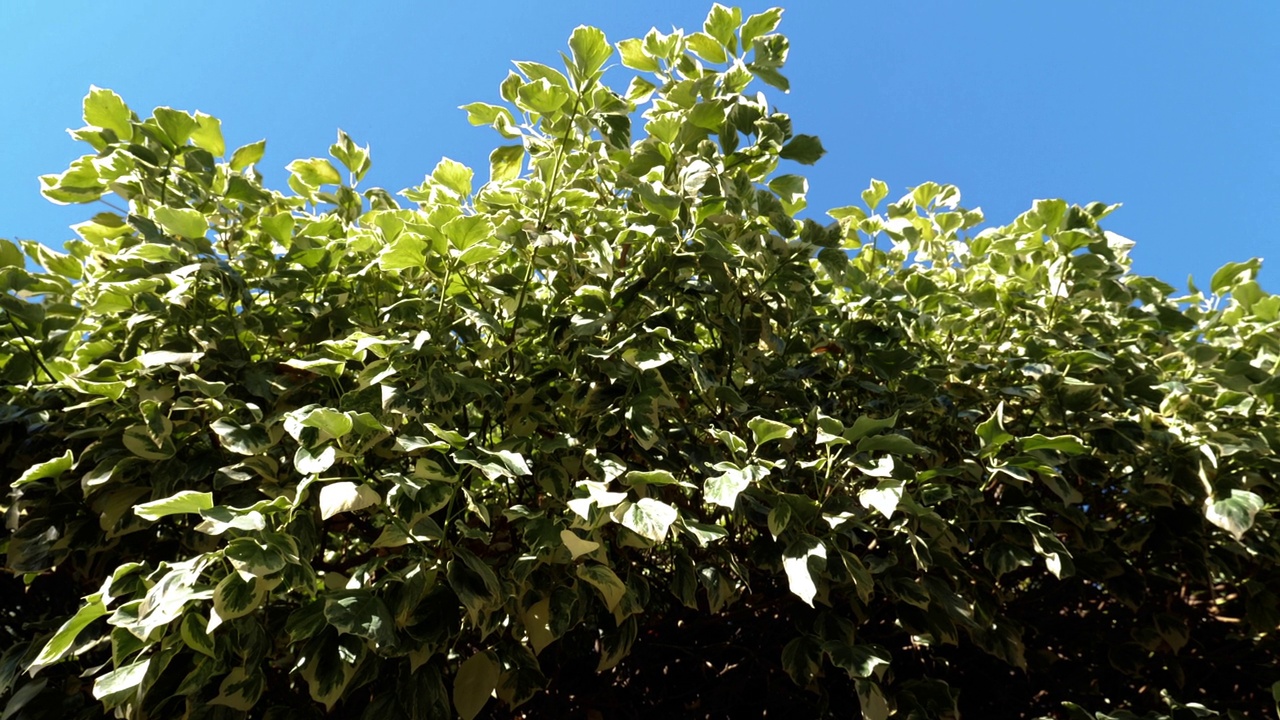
[2,1,1276,290]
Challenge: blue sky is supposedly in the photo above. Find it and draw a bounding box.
[2,1,1276,290]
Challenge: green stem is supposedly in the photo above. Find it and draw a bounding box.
[3,312,57,384]
[506,87,590,361]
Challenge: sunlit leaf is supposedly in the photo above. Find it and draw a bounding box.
[134,490,213,521]
[153,207,207,238]
[782,535,827,606]
[83,86,132,140]
[1205,489,1265,541]
[318,482,380,520]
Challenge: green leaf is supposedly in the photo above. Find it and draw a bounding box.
[153,207,207,238]
[225,537,286,578]
[637,183,682,221]
[325,590,394,646]
[976,402,1014,457]
[489,145,524,183]
[681,521,728,547]
[780,134,826,164]
[1021,434,1088,455]
[31,595,107,670]
[846,413,898,442]
[296,444,337,475]
[856,434,926,456]
[134,490,214,521]
[180,613,216,658]
[191,112,225,156]
[288,158,343,187]
[576,564,627,611]
[13,450,74,488]
[782,535,827,606]
[1210,257,1261,295]
[516,78,571,115]
[0,237,23,268]
[432,157,474,197]
[780,635,822,686]
[209,667,265,711]
[617,38,659,72]
[598,616,638,672]
[261,211,294,244]
[453,650,500,720]
[230,140,266,171]
[318,482,381,520]
[560,530,601,559]
[1205,489,1265,541]
[300,633,363,711]
[83,86,132,140]
[704,465,757,508]
[444,215,494,249]
[862,178,889,210]
[154,107,197,146]
[92,657,150,701]
[741,8,784,51]
[618,498,678,542]
[623,469,679,486]
[687,32,728,64]
[379,233,427,271]
[212,573,271,624]
[748,416,795,445]
[703,3,741,54]
[568,25,612,79]
[859,480,904,520]
[448,548,502,625]
[856,679,891,720]
[298,407,354,438]
[768,502,792,540]
[837,549,874,603]
[824,640,885,681]
[211,418,273,455]
[329,129,371,181]
[460,102,513,127]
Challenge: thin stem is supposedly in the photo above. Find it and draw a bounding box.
[3,312,57,384]
[506,86,589,362]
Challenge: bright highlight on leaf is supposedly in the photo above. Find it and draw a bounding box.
[318,482,381,520]
[133,491,214,521]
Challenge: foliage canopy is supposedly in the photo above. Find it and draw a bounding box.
[2,5,1278,719]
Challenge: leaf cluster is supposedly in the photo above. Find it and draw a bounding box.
[2,5,1278,719]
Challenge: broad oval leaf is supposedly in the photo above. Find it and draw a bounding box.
[211,418,274,456]
[618,497,678,542]
[212,573,271,625]
[748,416,795,445]
[858,480,904,520]
[1205,489,1265,541]
[453,650,500,720]
[560,530,601,559]
[134,490,213,521]
[576,563,627,612]
[318,482,381,520]
[91,658,150,701]
[154,207,208,239]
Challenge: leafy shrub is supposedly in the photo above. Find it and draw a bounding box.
[2,5,1277,719]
